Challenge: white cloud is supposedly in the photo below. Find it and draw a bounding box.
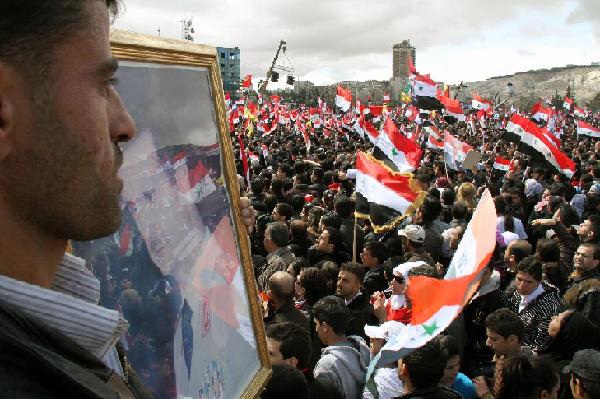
[113,0,598,85]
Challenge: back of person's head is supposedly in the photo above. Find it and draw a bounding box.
[275,202,293,220]
[271,178,284,194]
[268,271,295,302]
[320,261,340,294]
[516,255,543,281]
[364,240,388,264]
[261,364,309,399]
[251,177,266,195]
[320,211,341,230]
[508,240,533,264]
[289,220,308,240]
[401,337,446,390]
[438,334,460,361]
[290,195,305,214]
[288,257,308,277]
[442,188,456,206]
[421,196,442,223]
[494,196,515,232]
[266,222,290,248]
[485,308,524,341]
[265,193,278,213]
[497,356,559,399]
[312,295,351,336]
[559,203,581,228]
[340,261,366,283]
[299,267,329,306]
[265,322,310,369]
[334,195,354,219]
[536,239,560,262]
[452,202,468,220]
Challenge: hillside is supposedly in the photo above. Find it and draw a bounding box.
[459,65,600,107]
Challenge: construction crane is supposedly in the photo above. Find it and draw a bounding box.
[258,40,295,94]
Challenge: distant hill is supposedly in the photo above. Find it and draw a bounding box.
[459,65,600,108]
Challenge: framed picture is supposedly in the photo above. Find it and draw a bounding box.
[72,30,270,399]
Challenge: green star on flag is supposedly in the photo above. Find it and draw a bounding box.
[422,321,438,336]
[391,148,398,157]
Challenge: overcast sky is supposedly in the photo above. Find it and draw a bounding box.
[114,0,600,86]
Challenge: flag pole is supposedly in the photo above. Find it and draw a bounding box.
[352,213,358,263]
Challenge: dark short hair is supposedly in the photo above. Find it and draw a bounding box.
[485,308,524,341]
[324,227,347,253]
[261,364,309,399]
[452,202,468,220]
[402,337,446,390]
[266,222,289,247]
[580,242,600,261]
[334,195,354,219]
[320,212,341,230]
[508,240,532,264]
[408,265,440,279]
[438,335,460,361]
[313,295,351,335]
[275,203,293,220]
[499,356,559,399]
[536,239,560,262]
[364,241,388,264]
[340,262,365,282]
[265,322,310,369]
[516,255,543,281]
[1,1,121,83]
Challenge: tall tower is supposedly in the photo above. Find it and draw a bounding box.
[393,40,416,78]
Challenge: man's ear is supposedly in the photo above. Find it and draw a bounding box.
[0,63,18,161]
[398,360,409,379]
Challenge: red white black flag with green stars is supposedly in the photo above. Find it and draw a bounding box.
[366,190,497,385]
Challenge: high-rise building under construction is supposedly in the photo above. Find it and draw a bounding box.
[393,40,416,78]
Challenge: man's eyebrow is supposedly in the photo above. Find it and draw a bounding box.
[96,57,119,76]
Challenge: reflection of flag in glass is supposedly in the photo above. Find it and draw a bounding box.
[180,299,194,380]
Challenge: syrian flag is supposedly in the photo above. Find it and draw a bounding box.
[577,120,600,138]
[237,135,250,187]
[383,93,391,103]
[444,131,473,171]
[335,85,352,112]
[531,102,553,122]
[366,190,496,386]
[408,54,417,75]
[573,106,588,118]
[354,152,425,233]
[493,156,511,172]
[438,93,465,123]
[242,74,252,88]
[506,114,575,177]
[471,94,491,110]
[426,135,444,151]
[224,92,231,108]
[413,74,437,98]
[564,97,574,110]
[374,118,422,173]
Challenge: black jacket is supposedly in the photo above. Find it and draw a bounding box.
[343,291,377,341]
[363,265,388,297]
[0,300,152,399]
[395,386,462,399]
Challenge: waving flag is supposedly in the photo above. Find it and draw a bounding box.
[531,102,553,122]
[563,97,574,110]
[413,74,437,97]
[335,85,352,112]
[493,156,511,172]
[438,93,465,123]
[374,118,422,173]
[426,135,444,151]
[408,54,417,75]
[241,74,252,88]
[577,120,600,138]
[354,152,425,233]
[506,114,575,177]
[471,94,491,110]
[367,190,496,382]
[574,106,588,118]
[444,131,473,171]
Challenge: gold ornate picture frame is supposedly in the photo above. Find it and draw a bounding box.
[72,30,270,399]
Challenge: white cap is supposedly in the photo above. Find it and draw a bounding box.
[393,261,426,279]
[364,321,406,340]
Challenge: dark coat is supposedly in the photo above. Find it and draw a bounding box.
[363,265,388,297]
[0,299,152,399]
[265,301,310,332]
[563,267,600,327]
[344,291,377,342]
[395,386,462,399]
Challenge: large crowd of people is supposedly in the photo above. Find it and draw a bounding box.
[244,102,600,398]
